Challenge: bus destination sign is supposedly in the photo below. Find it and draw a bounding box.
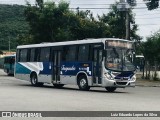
[106,40,133,49]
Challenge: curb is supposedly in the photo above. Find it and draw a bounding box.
[136,84,160,87]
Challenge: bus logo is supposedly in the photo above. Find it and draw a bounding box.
[61,65,76,72]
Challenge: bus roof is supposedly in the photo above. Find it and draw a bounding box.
[3,54,15,58]
[17,38,133,49]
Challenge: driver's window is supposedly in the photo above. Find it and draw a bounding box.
[125,49,134,63]
[110,48,119,58]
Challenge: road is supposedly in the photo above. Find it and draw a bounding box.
[0,69,160,120]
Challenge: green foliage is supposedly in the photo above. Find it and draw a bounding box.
[0,4,29,50]
[0,50,3,54]
[24,1,111,43]
[98,4,141,40]
[0,1,141,48]
[25,1,140,44]
[142,30,160,65]
[144,0,159,10]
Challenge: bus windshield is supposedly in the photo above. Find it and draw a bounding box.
[105,41,135,72]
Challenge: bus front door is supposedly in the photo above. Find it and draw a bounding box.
[52,51,61,83]
[93,47,103,85]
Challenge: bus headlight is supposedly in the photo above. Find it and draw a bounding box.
[131,75,136,81]
[104,72,114,80]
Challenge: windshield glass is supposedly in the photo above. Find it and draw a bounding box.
[105,47,135,72]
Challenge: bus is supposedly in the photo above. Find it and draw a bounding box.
[0,57,4,69]
[4,55,15,75]
[15,38,136,92]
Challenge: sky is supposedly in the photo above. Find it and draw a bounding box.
[0,0,160,41]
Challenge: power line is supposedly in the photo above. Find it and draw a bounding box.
[136,13,160,16]
[70,7,156,10]
[136,17,160,19]
[138,24,160,26]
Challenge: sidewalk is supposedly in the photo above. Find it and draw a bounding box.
[136,73,160,87]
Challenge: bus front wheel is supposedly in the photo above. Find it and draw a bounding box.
[105,87,116,92]
[78,76,90,91]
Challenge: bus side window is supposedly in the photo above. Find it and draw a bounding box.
[10,57,15,64]
[78,45,89,61]
[19,49,27,62]
[16,49,20,62]
[30,48,35,62]
[35,48,40,62]
[63,46,76,61]
[27,49,31,62]
[39,47,50,62]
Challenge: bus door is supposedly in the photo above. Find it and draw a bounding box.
[52,50,62,83]
[93,45,103,85]
[10,57,15,73]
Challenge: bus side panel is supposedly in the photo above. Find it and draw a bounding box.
[60,75,77,85]
[60,61,92,85]
[38,62,52,83]
[15,62,31,81]
[15,62,52,83]
[38,75,52,83]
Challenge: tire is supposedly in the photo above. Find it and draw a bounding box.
[53,84,64,88]
[105,87,116,92]
[30,73,43,87]
[7,69,10,76]
[78,75,90,91]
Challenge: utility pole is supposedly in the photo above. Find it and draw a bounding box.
[8,37,10,54]
[126,11,130,40]
[126,0,137,40]
[117,0,130,40]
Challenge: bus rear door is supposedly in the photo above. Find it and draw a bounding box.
[93,45,103,85]
[52,48,62,83]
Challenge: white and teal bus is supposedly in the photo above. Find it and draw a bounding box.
[15,38,136,92]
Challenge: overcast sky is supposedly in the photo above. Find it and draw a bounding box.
[0,0,160,41]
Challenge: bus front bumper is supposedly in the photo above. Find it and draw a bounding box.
[103,78,136,88]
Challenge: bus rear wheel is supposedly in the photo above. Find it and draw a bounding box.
[7,69,11,76]
[30,74,43,87]
[78,76,90,91]
[105,87,116,92]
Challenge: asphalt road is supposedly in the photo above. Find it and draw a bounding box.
[0,69,160,120]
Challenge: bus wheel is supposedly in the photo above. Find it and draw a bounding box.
[53,84,64,88]
[105,87,116,92]
[78,76,90,91]
[30,74,38,86]
[7,69,10,76]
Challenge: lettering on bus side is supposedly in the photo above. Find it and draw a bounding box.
[60,62,92,76]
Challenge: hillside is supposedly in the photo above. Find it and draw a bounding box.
[0,4,29,51]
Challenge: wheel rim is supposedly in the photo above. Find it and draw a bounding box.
[80,78,86,88]
[31,76,37,85]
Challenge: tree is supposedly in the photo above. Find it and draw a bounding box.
[0,50,3,55]
[25,0,110,43]
[144,0,159,10]
[141,31,160,79]
[25,1,140,44]
[98,3,141,41]
[0,4,29,50]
